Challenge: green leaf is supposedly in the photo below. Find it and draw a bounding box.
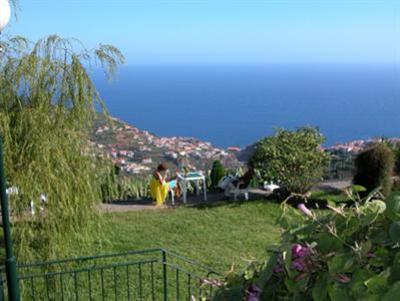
[328,283,351,301]
[364,269,390,294]
[370,227,390,245]
[316,233,343,253]
[365,295,382,301]
[360,240,372,257]
[369,248,390,268]
[360,200,386,226]
[351,268,375,299]
[385,193,400,221]
[389,252,400,283]
[283,250,295,279]
[352,185,367,193]
[312,272,329,301]
[244,269,255,280]
[339,216,360,238]
[328,254,354,274]
[327,200,336,207]
[389,222,400,243]
[382,281,400,301]
[256,253,278,287]
[367,200,386,214]
[284,277,298,293]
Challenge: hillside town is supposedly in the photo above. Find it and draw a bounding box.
[90,116,400,178]
[90,113,400,178]
[90,117,242,175]
[326,138,400,153]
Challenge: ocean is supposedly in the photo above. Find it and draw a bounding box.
[93,64,400,148]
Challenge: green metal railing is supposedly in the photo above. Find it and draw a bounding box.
[0,248,222,300]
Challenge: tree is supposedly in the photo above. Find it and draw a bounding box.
[251,127,329,194]
[353,143,395,196]
[0,35,124,261]
[210,160,225,189]
[393,147,400,176]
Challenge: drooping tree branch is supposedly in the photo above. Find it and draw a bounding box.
[0,34,125,262]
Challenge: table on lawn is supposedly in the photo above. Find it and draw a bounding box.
[177,172,207,203]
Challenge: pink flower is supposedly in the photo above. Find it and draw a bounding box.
[292,244,303,257]
[291,244,310,258]
[291,244,313,272]
[367,252,376,258]
[297,203,313,217]
[336,274,351,284]
[291,258,306,271]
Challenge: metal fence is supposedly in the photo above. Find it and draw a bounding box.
[0,248,222,301]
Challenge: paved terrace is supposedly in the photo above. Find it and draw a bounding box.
[99,188,269,213]
[99,180,351,213]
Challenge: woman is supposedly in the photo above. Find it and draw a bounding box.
[150,163,170,206]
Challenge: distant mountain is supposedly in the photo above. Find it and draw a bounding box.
[236,143,257,163]
[90,115,242,175]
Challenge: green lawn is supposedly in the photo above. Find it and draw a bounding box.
[100,200,282,272]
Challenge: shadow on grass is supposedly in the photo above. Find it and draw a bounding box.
[190,198,277,210]
[106,198,154,206]
[105,193,280,211]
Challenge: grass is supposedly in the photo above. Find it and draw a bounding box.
[309,189,348,203]
[0,200,282,299]
[99,200,282,273]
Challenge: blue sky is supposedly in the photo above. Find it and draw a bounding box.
[3,0,400,65]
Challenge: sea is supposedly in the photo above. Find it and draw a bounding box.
[93,64,400,148]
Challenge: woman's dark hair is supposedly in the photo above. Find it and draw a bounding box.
[157,163,168,172]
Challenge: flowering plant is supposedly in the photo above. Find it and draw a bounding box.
[213,191,400,300]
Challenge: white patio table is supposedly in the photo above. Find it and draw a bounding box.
[177,172,207,203]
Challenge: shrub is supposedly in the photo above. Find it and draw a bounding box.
[212,192,400,301]
[392,177,400,193]
[250,127,330,194]
[210,160,226,189]
[353,143,394,196]
[394,148,400,176]
[100,162,150,202]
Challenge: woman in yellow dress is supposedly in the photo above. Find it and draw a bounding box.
[150,163,170,206]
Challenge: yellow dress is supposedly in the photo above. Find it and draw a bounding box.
[150,177,169,206]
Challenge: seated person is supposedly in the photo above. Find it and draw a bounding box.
[220,163,255,197]
[150,163,170,206]
[233,163,255,189]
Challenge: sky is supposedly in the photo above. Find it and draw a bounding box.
[2,0,400,65]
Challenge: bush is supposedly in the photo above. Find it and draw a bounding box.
[210,160,226,189]
[212,193,400,301]
[392,177,400,193]
[251,127,330,194]
[353,143,394,196]
[100,165,150,202]
[394,148,400,176]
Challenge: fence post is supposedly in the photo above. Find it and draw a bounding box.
[162,250,167,301]
[0,274,4,301]
[0,136,20,301]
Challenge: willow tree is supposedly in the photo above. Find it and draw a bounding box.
[0,35,124,262]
